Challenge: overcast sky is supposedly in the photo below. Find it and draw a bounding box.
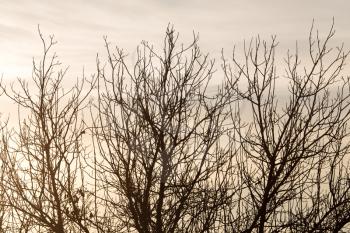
[0,0,349,79]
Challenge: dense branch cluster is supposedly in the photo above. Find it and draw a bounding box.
[0,23,350,232]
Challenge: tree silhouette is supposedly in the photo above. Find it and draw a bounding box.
[0,31,95,233]
[92,27,233,232]
[0,23,350,233]
[223,22,350,232]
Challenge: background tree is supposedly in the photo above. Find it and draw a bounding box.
[223,22,350,232]
[93,27,233,233]
[0,31,96,233]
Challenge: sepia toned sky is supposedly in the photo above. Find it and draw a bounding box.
[0,0,349,79]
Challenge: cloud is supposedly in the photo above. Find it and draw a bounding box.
[0,0,349,80]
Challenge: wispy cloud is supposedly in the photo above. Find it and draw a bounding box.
[0,0,349,79]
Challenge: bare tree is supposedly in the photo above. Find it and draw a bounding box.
[0,31,96,233]
[0,122,13,233]
[0,21,350,233]
[93,27,233,233]
[223,22,350,232]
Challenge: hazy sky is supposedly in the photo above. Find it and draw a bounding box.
[0,0,349,79]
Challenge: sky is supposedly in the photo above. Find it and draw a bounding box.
[0,0,349,80]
